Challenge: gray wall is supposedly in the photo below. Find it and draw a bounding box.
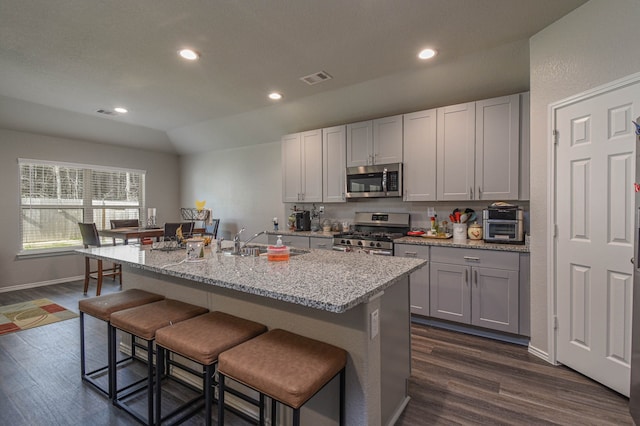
[0,128,180,291]
[180,141,283,242]
[529,0,640,355]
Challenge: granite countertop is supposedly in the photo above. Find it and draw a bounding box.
[266,230,337,238]
[395,236,530,253]
[76,245,425,313]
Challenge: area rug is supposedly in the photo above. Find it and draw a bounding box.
[0,298,78,336]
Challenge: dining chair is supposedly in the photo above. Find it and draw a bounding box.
[78,223,122,296]
[110,219,140,245]
[204,219,220,240]
[163,222,195,241]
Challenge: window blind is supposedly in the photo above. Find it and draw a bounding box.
[19,159,146,252]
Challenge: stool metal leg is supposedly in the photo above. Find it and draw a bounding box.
[108,323,117,401]
[339,368,346,426]
[80,312,86,377]
[218,373,226,425]
[146,338,154,425]
[293,407,300,426]
[204,363,214,426]
[155,345,164,425]
[269,396,275,426]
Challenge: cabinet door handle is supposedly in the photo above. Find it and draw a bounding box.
[470,187,473,199]
[404,251,417,257]
[463,256,480,262]
[465,269,469,284]
[474,270,478,286]
[478,187,482,198]
[316,243,327,248]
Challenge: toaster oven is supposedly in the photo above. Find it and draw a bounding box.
[483,208,524,243]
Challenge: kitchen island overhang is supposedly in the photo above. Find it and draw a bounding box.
[77,245,426,425]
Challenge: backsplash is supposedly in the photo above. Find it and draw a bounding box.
[283,199,530,235]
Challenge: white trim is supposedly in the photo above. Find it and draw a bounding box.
[528,343,554,364]
[18,157,146,175]
[0,276,84,293]
[385,396,411,426]
[547,70,640,367]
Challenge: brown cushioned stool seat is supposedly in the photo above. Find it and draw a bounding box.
[218,329,347,426]
[78,289,165,399]
[154,311,267,425]
[109,299,209,425]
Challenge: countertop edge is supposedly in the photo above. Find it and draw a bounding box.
[394,236,530,253]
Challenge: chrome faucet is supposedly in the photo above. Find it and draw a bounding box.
[231,229,268,255]
[232,228,245,254]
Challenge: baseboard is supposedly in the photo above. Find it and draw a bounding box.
[0,276,84,293]
[528,344,554,364]
[386,396,410,426]
[411,316,530,346]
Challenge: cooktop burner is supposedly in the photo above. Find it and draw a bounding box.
[332,212,410,253]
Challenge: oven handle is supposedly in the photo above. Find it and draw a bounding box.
[332,246,348,252]
[370,249,393,256]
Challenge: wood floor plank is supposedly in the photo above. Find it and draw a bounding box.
[0,281,634,425]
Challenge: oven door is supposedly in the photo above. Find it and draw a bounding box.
[345,163,402,198]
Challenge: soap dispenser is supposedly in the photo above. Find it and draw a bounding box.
[267,235,290,262]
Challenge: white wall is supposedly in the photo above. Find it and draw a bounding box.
[529,0,640,354]
[0,128,180,291]
[179,141,283,242]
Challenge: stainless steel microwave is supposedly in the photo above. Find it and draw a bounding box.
[345,163,402,198]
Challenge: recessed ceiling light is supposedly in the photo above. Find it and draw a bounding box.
[418,48,437,60]
[178,49,200,61]
[268,92,283,100]
[114,107,128,114]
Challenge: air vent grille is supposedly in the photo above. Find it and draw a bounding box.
[96,109,116,115]
[300,71,333,86]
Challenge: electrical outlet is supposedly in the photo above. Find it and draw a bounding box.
[318,205,325,214]
[370,309,379,339]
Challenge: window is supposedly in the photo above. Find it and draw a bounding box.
[19,159,145,253]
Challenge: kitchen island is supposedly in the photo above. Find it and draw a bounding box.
[77,244,426,425]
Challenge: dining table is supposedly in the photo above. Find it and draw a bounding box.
[98,227,164,245]
[98,226,207,245]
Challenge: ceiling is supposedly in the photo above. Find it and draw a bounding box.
[0,0,588,155]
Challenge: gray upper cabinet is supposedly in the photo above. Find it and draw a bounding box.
[403,109,437,201]
[282,129,323,203]
[436,102,476,200]
[436,94,524,201]
[322,125,347,203]
[346,116,403,167]
[475,94,520,200]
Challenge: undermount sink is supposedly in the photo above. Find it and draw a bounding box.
[221,244,309,257]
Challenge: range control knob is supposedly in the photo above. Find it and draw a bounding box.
[357,241,363,246]
[376,242,382,248]
[369,241,376,247]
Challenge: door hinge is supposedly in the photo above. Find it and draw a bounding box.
[552,129,559,145]
[554,316,559,331]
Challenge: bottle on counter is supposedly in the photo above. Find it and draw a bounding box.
[267,235,290,262]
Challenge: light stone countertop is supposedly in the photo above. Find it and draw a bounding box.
[395,236,530,253]
[76,244,426,313]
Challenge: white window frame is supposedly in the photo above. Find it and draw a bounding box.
[18,158,146,256]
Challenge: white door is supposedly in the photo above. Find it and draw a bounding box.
[555,82,640,396]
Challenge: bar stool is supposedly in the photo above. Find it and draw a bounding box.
[154,311,268,425]
[218,329,348,426]
[78,289,165,399]
[109,299,209,425]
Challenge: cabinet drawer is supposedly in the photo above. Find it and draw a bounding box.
[309,237,332,250]
[394,244,429,259]
[430,246,518,270]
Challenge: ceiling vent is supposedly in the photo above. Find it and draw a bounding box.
[96,109,117,116]
[300,71,333,86]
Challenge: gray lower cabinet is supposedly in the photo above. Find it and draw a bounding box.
[430,246,520,334]
[309,236,332,250]
[394,244,430,316]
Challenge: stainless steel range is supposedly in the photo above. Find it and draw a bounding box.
[332,212,410,256]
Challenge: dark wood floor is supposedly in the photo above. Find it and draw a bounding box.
[0,281,633,425]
